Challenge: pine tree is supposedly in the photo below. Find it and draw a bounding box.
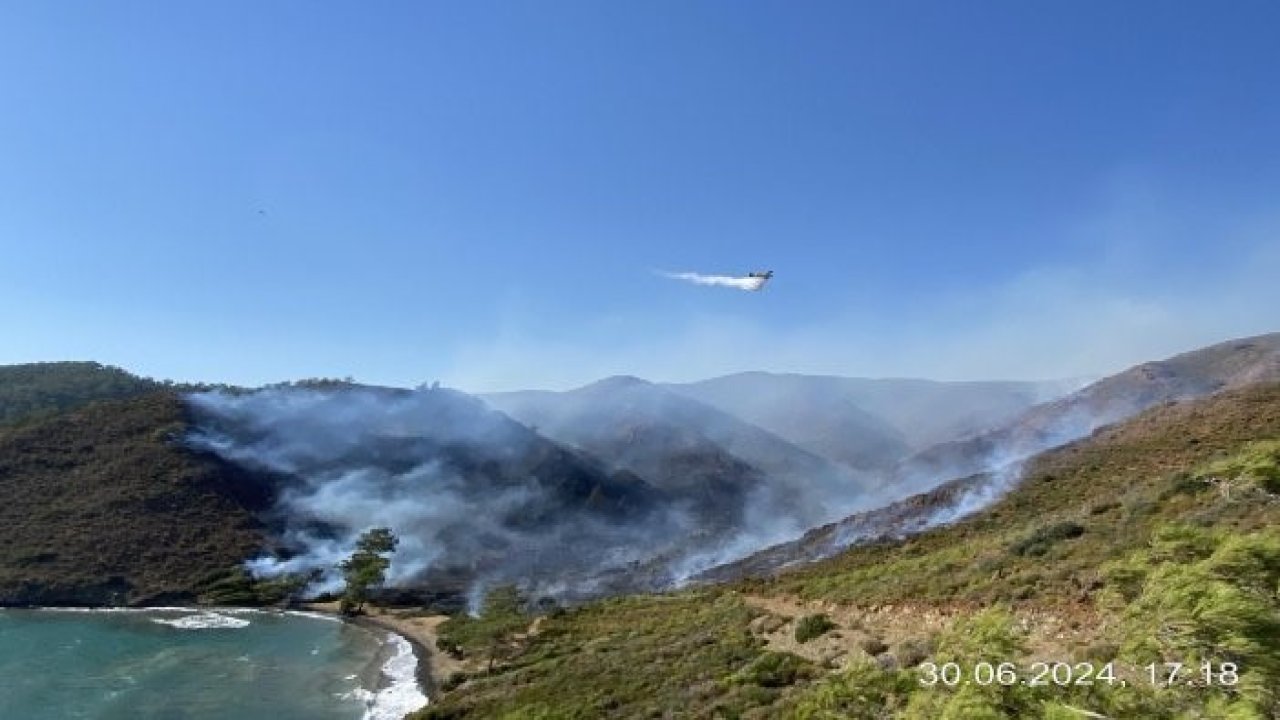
[338,527,398,615]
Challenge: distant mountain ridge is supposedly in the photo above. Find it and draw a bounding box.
[664,374,912,471]
[892,332,1280,495]
[410,380,1280,720]
[697,332,1280,581]
[665,373,1069,470]
[3,331,1278,610]
[483,376,870,530]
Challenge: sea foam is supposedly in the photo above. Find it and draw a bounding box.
[151,612,252,629]
[360,632,428,720]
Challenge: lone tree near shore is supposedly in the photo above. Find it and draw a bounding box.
[338,527,398,616]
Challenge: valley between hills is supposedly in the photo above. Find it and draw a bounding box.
[2,333,1278,719]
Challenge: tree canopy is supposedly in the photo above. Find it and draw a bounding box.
[338,527,399,615]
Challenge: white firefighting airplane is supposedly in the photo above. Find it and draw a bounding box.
[743,271,774,291]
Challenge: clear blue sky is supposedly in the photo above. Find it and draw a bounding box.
[2,2,1278,390]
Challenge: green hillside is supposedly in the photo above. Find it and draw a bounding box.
[0,391,276,606]
[415,382,1280,719]
[0,361,160,426]
[761,381,1280,606]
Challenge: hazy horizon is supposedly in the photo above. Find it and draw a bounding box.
[3,3,1278,391]
[10,326,1273,395]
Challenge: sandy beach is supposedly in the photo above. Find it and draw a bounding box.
[301,602,466,698]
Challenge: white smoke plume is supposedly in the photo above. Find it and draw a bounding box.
[184,385,701,604]
[660,271,770,291]
[820,400,1136,555]
[189,332,1271,602]
[691,345,1280,586]
[186,378,1063,604]
[185,384,840,607]
[182,379,888,609]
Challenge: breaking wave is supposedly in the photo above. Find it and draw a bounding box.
[150,611,251,630]
[347,633,428,720]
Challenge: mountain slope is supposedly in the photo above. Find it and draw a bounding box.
[893,332,1280,494]
[0,380,678,608]
[668,373,1066,469]
[186,384,681,605]
[415,380,1280,720]
[701,333,1280,582]
[746,378,1280,605]
[484,376,869,529]
[0,391,274,606]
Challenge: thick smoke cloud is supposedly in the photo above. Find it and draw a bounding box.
[185,382,876,607]
[182,381,1087,603]
[186,386,697,605]
[188,333,1279,603]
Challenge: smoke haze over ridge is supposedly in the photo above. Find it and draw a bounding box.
[186,386,684,603]
[180,333,1280,607]
[184,382,872,605]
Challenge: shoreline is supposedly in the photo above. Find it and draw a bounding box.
[8,603,440,717]
[301,602,463,703]
[347,612,438,700]
[3,604,434,718]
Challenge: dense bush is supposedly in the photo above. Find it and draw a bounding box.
[1008,521,1085,557]
[788,661,917,719]
[1198,439,1280,494]
[416,593,778,719]
[859,637,889,657]
[1104,524,1280,717]
[893,637,934,668]
[794,613,837,643]
[730,650,816,687]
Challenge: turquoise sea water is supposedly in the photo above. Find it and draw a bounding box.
[0,608,426,720]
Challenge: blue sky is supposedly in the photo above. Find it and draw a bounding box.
[2,2,1278,390]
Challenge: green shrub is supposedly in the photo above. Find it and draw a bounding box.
[902,608,1038,720]
[787,662,917,719]
[859,637,889,657]
[1160,471,1209,500]
[1108,524,1280,717]
[436,585,528,669]
[1009,521,1085,557]
[731,651,816,687]
[1198,440,1280,495]
[794,614,837,643]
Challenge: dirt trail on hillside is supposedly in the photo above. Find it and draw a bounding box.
[740,593,1102,669]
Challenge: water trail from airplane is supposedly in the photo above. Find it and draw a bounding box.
[660,271,766,291]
